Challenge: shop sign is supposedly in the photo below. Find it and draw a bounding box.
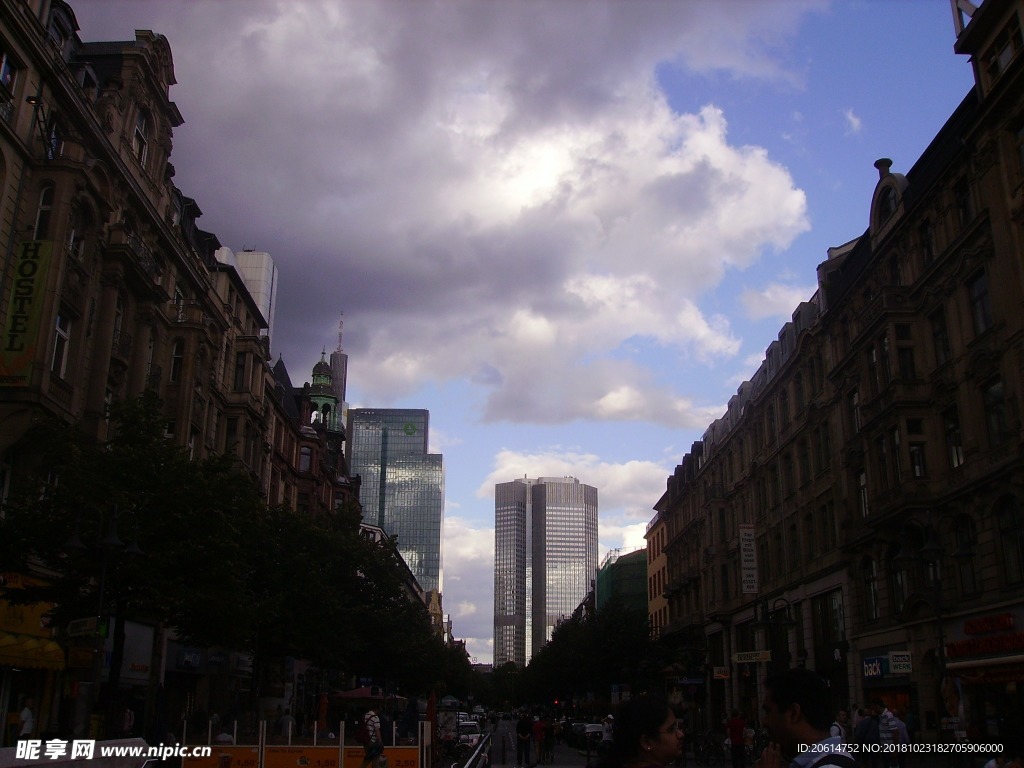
[862,656,887,678]
[713,666,729,679]
[732,650,771,663]
[888,651,912,674]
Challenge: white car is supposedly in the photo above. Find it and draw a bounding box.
[459,721,482,749]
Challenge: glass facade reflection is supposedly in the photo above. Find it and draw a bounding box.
[347,409,444,593]
[493,477,598,667]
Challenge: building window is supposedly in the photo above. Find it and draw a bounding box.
[876,436,891,490]
[33,184,54,240]
[0,46,19,94]
[997,499,1024,585]
[897,346,916,380]
[299,446,312,473]
[849,390,861,433]
[863,558,880,621]
[983,378,1010,447]
[51,312,71,378]
[909,443,926,478]
[919,219,935,265]
[944,407,965,468]
[955,517,978,596]
[820,503,836,552]
[788,522,801,565]
[858,470,869,517]
[133,110,150,164]
[985,18,1022,80]
[877,186,897,223]
[888,547,908,615]
[169,340,185,383]
[233,352,246,391]
[930,308,951,366]
[968,271,993,335]
[954,178,973,228]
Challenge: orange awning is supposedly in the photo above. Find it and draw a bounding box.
[0,631,64,670]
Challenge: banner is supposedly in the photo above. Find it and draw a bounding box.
[1,241,54,386]
[740,524,758,594]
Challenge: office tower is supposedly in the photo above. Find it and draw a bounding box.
[493,477,598,667]
[215,247,279,346]
[347,409,444,593]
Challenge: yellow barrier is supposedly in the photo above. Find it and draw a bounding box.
[183,745,260,768]
[264,745,342,768]
[342,746,419,768]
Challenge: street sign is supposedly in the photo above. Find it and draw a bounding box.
[67,617,99,637]
[732,650,772,663]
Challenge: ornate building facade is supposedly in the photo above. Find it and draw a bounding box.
[651,0,1024,743]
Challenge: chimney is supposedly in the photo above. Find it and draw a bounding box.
[874,158,893,179]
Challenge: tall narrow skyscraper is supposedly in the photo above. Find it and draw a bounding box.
[347,409,444,593]
[493,477,598,667]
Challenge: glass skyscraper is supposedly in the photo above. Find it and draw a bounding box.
[347,409,444,593]
[493,477,598,667]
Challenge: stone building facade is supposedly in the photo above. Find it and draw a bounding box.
[651,0,1024,744]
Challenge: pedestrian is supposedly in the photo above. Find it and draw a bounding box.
[598,694,683,768]
[727,711,747,768]
[121,702,135,737]
[19,697,35,738]
[830,710,849,743]
[852,707,880,768]
[754,667,854,768]
[360,708,384,768]
[533,716,546,765]
[601,714,615,757]
[516,712,533,768]
[872,698,899,768]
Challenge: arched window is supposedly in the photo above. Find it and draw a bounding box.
[877,186,898,223]
[33,184,54,239]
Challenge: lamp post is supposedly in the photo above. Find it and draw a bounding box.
[66,505,143,738]
[753,597,797,673]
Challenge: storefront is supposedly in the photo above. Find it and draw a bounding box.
[942,608,1024,751]
[859,645,916,730]
[0,572,63,746]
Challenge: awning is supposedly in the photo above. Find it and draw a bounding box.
[0,631,65,670]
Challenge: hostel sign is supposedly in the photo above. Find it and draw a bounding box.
[740,524,758,594]
[1,241,54,386]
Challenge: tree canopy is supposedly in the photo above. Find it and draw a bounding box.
[0,394,464,696]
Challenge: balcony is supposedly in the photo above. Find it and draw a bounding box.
[106,225,162,286]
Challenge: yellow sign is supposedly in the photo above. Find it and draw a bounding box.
[342,746,418,768]
[265,745,341,768]
[0,241,54,387]
[182,746,259,768]
[732,650,772,663]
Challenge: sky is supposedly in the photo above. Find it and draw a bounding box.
[70,0,977,666]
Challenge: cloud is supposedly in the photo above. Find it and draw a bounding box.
[843,108,863,134]
[740,283,817,320]
[443,515,495,661]
[75,0,811,430]
[478,448,672,531]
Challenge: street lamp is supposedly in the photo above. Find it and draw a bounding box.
[752,598,796,671]
[65,504,143,738]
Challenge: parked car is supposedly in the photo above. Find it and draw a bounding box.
[459,721,483,750]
